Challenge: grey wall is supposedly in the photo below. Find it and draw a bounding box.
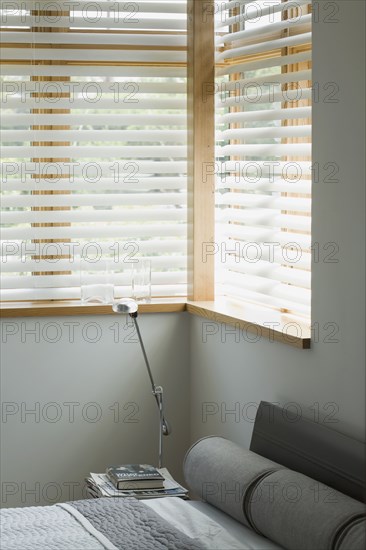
[189,1,365,446]
[0,313,190,507]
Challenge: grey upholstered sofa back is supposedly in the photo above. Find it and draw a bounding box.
[250,401,366,503]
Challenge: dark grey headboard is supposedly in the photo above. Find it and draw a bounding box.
[250,401,366,503]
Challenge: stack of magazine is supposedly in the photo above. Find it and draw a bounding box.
[85,464,188,499]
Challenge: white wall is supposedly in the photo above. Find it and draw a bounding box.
[0,313,190,507]
[189,1,366,446]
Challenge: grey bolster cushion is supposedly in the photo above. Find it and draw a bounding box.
[184,436,366,550]
[336,517,366,550]
[249,469,366,550]
[183,436,282,527]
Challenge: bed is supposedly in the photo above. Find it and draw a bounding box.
[1,401,365,550]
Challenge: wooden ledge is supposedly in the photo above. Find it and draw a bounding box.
[186,298,311,349]
[0,299,186,318]
[0,298,311,349]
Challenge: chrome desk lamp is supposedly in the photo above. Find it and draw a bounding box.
[112,299,171,468]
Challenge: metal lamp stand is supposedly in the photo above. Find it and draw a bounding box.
[131,313,170,469]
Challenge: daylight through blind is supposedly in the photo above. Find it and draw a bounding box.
[215,0,312,318]
[1,0,187,301]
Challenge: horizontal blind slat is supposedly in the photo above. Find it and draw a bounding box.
[216,160,311,174]
[217,212,311,231]
[1,81,186,94]
[217,51,311,77]
[217,193,311,212]
[218,106,311,124]
[216,178,311,194]
[2,177,187,192]
[2,192,186,207]
[2,97,186,110]
[1,130,188,143]
[2,255,187,273]
[217,32,312,61]
[216,229,311,249]
[2,145,187,159]
[217,88,312,107]
[2,224,187,240]
[2,15,187,30]
[1,66,186,77]
[1,240,187,258]
[1,114,187,126]
[1,48,187,63]
[218,126,311,140]
[1,33,187,46]
[2,160,188,174]
[219,70,312,92]
[2,1,187,14]
[218,143,312,157]
[1,208,187,224]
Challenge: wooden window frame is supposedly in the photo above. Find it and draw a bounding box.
[0,0,310,349]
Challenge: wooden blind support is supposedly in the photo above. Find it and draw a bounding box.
[187,0,215,301]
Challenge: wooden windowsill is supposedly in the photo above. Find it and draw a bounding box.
[0,299,187,318]
[186,298,311,350]
[0,298,311,349]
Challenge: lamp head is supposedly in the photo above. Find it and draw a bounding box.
[112,299,138,316]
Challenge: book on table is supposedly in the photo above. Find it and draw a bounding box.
[86,468,188,499]
[105,464,165,490]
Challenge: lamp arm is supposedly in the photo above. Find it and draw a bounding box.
[132,316,170,455]
[132,316,156,394]
[112,300,171,468]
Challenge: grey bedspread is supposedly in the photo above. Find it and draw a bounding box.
[0,497,205,550]
[70,497,204,550]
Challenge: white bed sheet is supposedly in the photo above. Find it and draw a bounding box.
[145,497,283,550]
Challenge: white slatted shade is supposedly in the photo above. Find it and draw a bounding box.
[1,0,188,301]
[215,0,312,318]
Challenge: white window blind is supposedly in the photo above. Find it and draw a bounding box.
[1,0,187,301]
[215,0,312,318]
